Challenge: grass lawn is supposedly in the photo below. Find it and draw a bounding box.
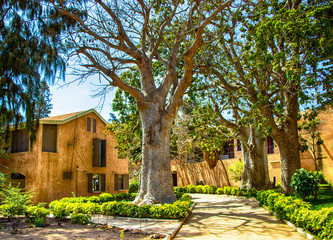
[307,184,333,211]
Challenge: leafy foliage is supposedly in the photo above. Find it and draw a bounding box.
[0,182,34,233]
[70,212,91,225]
[50,192,192,220]
[0,0,66,140]
[291,168,321,200]
[25,206,50,225]
[128,180,139,194]
[299,110,324,171]
[228,160,244,182]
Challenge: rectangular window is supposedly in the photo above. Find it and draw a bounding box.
[87,117,91,132]
[88,173,105,193]
[114,174,129,191]
[92,138,106,167]
[63,171,72,180]
[267,137,275,154]
[93,119,97,133]
[42,124,57,152]
[237,139,242,152]
[11,130,29,153]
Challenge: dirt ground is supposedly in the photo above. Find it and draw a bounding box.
[0,218,160,240]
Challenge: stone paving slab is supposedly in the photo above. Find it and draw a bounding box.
[91,214,180,237]
[174,194,307,240]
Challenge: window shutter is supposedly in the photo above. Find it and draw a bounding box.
[228,140,235,158]
[267,137,274,154]
[17,131,23,152]
[88,173,93,193]
[114,174,119,191]
[124,174,129,190]
[12,131,18,153]
[93,119,97,133]
[100,140,106,167]
[87,117,91,132]
[22,131,29,152]
[42,125,57,152]
[92,138,99,167]
[101,174,106,192]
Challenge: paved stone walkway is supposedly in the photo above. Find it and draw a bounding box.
[174,194,307,240]
[91,214,180,237]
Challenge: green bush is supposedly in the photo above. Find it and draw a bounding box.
[216,188,224,195]
[179,194,192,202]
[291,168,320,200]
[99,193,114,202]
[87,196,100,203]
[256,187,332,239]
[25,206,50,224]
[174,187,186,199]
[50,201,70,219]
[70,212,91,225]
[184,184,196,193]
[129,180,139,193]
[99,198,192,219]
[0,183,34,233]
[203,185,217,194]
[55,192,136,204]
[228,160,243,182]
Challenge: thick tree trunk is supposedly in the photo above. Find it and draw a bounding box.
[275,132,301,195]
[133,105,177,205]
[240,126,271,190]
[265,92,301,195]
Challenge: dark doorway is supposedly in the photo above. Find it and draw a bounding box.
[172,173,177,187]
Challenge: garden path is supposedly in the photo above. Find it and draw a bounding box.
[174,194,307,240]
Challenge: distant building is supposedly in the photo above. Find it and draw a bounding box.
[0,109,129,203]
[172,108,333,187]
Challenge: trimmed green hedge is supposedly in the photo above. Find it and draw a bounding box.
[100,197,191,219]
[175,185,333,239]
[49,193,192,220]
[255,190,333,239]
[56,192,137,204]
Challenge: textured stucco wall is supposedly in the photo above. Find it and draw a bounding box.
[315,109,333,183]
[0,112,128,203]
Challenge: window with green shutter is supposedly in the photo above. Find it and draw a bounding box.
[87,117,91,132]
[88,173,105,193]
[92,138,106,167]
[114,174,129,191]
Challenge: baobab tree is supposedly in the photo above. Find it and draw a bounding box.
[52,0,233,204]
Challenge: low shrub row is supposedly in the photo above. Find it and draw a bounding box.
[175,184,332,239]
[100,197,192,219]
[256,190,333,239]
[175,185,257,198]
[49,201,101,219]
[57,192,138,204]
[49,194,192,220]
[175,185,217,194]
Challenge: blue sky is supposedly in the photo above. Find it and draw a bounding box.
[49,75,116,121]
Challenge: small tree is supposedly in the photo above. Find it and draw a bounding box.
[0,181,34,233]
[290,168,320,200]
[299,110,324,171]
